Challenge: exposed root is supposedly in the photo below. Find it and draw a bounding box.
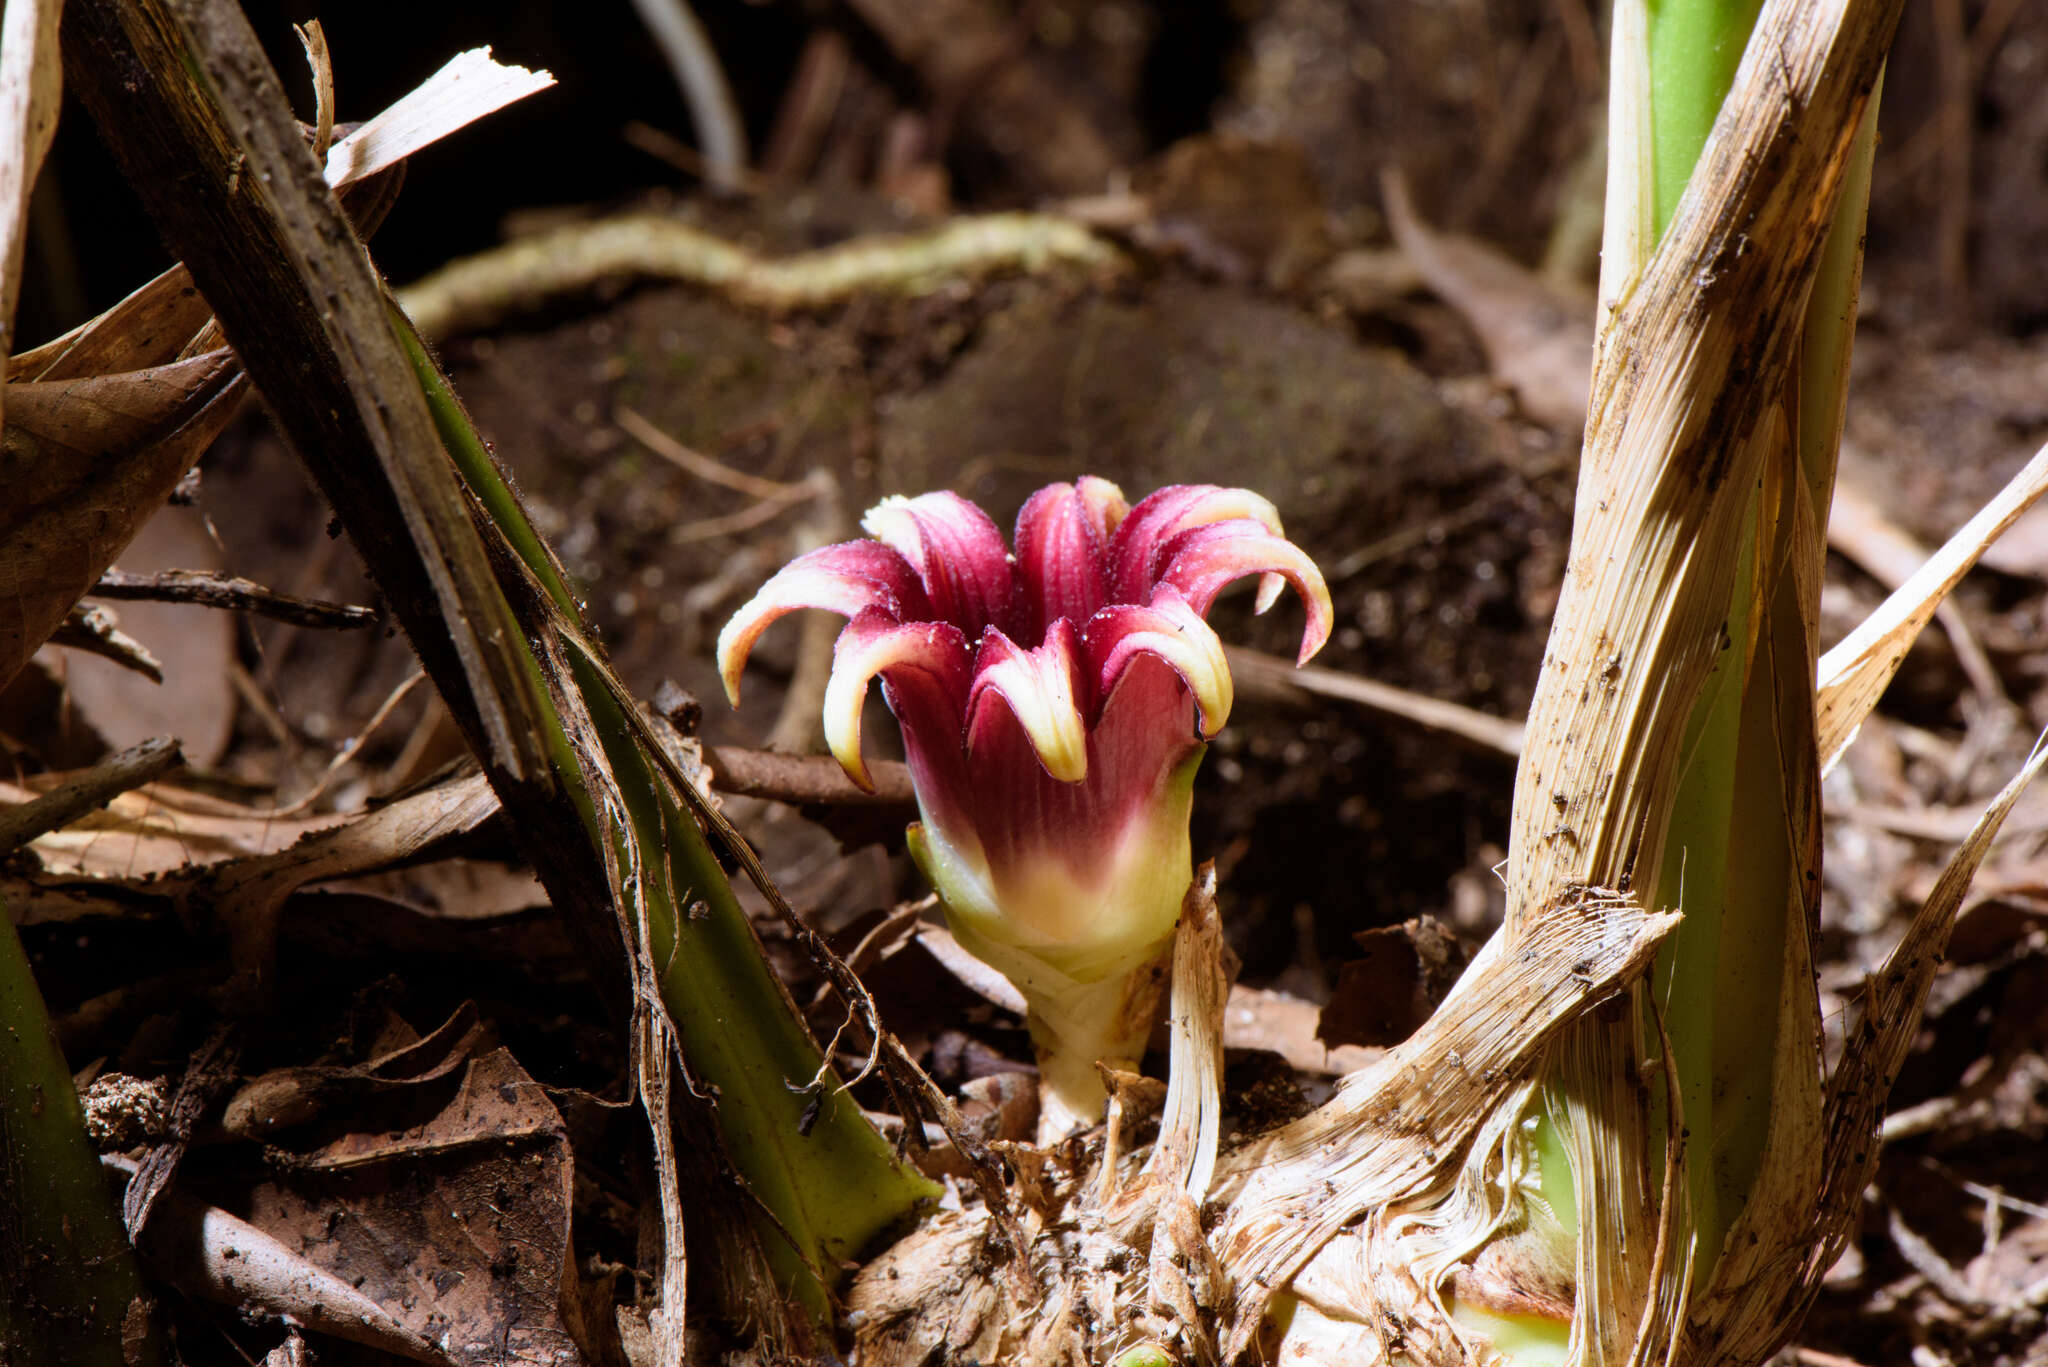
[395,212,1124,339]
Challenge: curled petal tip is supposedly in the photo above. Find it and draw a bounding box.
[714,539,930,707]
[969,627,1090,784]
[1074,476,1131,538]
[822,678,879,793]
[1110,484,1289,602]
[1293,573,1334,665]
[1252,571,1285,616]
[1089,596,1234,738]
[715,616,751,708]
[859,495,923,567]
[1155,519,1333,655]
[1287,560,1334,665]
[823,613,973,795]
[716,588,797,709]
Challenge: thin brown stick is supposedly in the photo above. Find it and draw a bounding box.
[0,736,182,856]
[273,670,425,816]
[1226,646,1525,757]
[615,405,812,501]
[92,568,377,630]
[701,744,913,806]
[49,604,164,681]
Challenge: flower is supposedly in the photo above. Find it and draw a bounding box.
[718,479,1332,1133]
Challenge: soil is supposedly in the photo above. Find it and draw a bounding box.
[14,0,2048,1363]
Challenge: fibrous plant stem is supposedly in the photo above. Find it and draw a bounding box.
[1477,0,1901,1357]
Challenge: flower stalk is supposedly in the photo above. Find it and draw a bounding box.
[721,480,1331,1138]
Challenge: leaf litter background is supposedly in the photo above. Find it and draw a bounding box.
[11,0,2048,1363]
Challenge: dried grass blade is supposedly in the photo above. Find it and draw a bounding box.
[1816,437,2048,772]
[321,48,553,187]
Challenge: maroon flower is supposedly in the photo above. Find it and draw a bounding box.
[719,479,1331,1131]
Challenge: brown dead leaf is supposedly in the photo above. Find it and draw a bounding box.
[3,776,349,885]
[1381,169,1596,431]
[7,264,216,383]
[1317,915,1471,1050]
[133,1177,446,1363]
[221,1002,486,1142]
[2,768,500,1007]
[1222,985,1377,1077]
[237,1047,600,1367]
[0,348,248,691]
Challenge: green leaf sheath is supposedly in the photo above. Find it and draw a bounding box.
[0,908,159,1367]
[1646,0,1769,235]
[396,307,937,1306]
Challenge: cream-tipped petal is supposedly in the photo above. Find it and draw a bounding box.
[715,541,927,704]
[1086,594,1234,737]
[859,495,930,573]
[821,612,972,791]
[1074,475,1131,540]
[1014,482,1114,639]
[966,622,1090,783]
[1107,484,1288,603]
[861,490,1017,637]
[1155,520,1334,664]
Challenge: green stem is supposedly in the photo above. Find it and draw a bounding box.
[1646,0,1768,233]
[0,907,160,1366]
[1636,0,1768,1283]
[569,649,939,1309]
[1641,1,1882,1283]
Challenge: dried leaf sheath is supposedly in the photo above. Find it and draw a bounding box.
[1209,894,1680,1357]
[1506,0,1896,934]
[1489,0,1900,1360]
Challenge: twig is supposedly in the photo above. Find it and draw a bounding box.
[0,735,182,856]
[621,120,764,192]
[273,670,426,816]
[759,30,849,183]
[293,19,332,160]
[49,603,164,681]
[1226,646,1526,757]
[615,405,810,500]
[625,0,747,194]
[671,488,823,545]
[1886,1206,1988,1313]
[1792,1349,1874,1367]
[92,568,378,629]
[701,744,912,806]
